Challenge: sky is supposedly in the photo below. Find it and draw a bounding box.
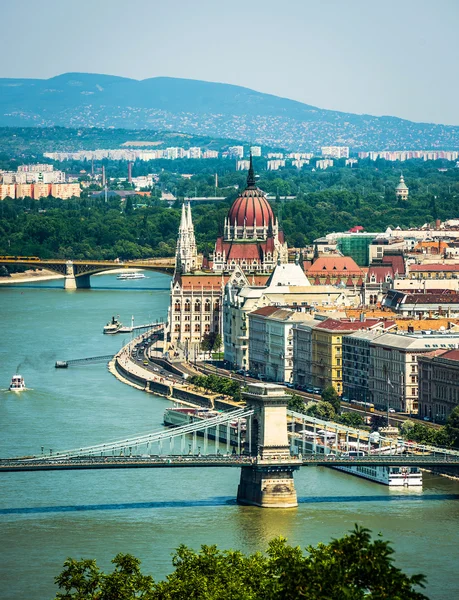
[3,0,459,125]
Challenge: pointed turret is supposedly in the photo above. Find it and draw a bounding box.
[246,152,256,189]
[175,201,198,274]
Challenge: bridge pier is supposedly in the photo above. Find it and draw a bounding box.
[237,383,300,508]
[64,262,90,290]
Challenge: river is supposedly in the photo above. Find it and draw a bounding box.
[1,273,459,600]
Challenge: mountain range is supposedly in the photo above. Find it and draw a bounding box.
[1,73,458,151]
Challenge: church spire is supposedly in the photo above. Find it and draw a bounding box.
[175,201,197,274]
[246,152,256,189]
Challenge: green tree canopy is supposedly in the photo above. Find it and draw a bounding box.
[321,385,341,414]
[54,527,428,599]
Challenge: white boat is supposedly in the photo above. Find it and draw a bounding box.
[103,316,122,334]
[117,273,146,280]
[9,374,26,392]
[334,463,422,487]
[291,437,423,487]
[163,407,246,447]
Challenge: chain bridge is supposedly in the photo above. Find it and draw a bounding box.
[2,383,459,508]
[0,256,175,289]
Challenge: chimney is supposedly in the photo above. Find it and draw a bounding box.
[360,312,366,322]
[128,162,132,183]
[102,165,106,187]
[435,219,441,230]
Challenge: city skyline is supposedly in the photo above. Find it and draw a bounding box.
[2,0,459,126]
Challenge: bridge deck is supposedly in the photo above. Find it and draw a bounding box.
[1,454,459,472]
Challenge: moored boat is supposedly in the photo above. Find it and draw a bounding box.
[103,315,122,334]
[117,273,146,280]
[9,374,26,392]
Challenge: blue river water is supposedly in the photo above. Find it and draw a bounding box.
[1,273,459,599]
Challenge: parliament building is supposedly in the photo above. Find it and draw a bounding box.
[166,157,288,354]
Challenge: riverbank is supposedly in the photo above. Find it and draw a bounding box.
[111,329,239,410]
[0,269,64,285]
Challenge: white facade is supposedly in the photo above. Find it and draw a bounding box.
[321,146,349,159]
[249,308,313,383]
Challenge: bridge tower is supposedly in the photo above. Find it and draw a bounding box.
[237,383,300,508]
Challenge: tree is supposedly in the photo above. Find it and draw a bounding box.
[445,406,459,447]
[339,412,364,428]
[54,527,428,599]
[287,393,307,414]
[321,385,340,414]
[306,401,336,420]
[370,415,387,432]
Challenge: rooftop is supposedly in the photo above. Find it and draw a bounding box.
[314,318,394,332]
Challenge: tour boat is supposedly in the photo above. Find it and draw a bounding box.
[117,273,146,280]
[291,435,423,487]
[9,374,26,392]
[333,463,422,487]
[103,316,122,334]
[163,407,246,447]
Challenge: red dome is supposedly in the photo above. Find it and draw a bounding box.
[227,189,274,227]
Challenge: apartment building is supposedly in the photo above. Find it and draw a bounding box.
[369,333,459,414]
[418,349,459,422]
[292,320,323,388]
[0,184,15,199]
[248,306,313,383]
[311,318,393,394]
[342,330,387,402]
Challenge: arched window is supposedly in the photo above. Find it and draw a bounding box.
[205,324,210,333]
[174,324,180,332]
[204,300,211,312]
[194,302,201,312]
[185,324,190,332]
[174,301,181,312]
[194,324,200,332]
[214,300,220,311]
[184,300,191,312]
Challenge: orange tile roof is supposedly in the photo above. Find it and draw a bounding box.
[307,256,363,275]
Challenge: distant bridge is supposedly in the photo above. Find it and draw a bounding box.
[0,256,175,289]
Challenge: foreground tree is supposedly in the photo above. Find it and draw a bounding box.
[54,526,428,599]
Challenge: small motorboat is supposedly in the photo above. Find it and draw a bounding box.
[9,374,26,392]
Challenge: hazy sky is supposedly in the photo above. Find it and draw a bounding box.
[3,0,459,125]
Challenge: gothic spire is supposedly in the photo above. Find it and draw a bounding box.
[246,152,256,189]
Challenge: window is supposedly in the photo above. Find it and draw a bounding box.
[185,324,190,332]
[194,302,201,312]
[204,300,211,312]
[205,324,210,333]
[184,301,191,312]
[174,324,180,332]
[174,302,180,312]
[194,324,200,332]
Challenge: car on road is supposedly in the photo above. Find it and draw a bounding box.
[388,408,396,413]
[305,386,315,394]
[313,387,322,394]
